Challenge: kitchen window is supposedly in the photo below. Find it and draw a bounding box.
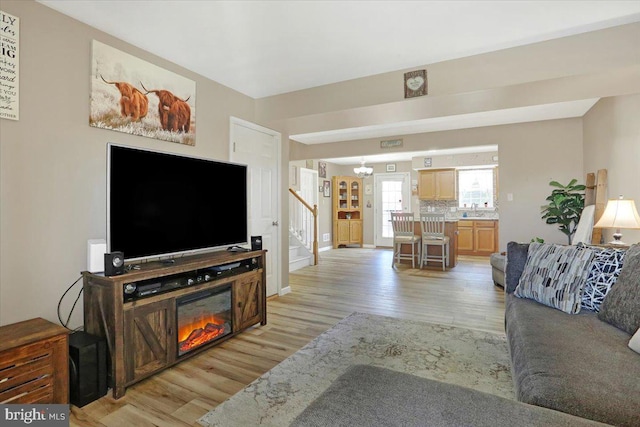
[458,168,495,208]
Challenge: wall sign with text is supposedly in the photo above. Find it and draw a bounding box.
[0,10,19,120]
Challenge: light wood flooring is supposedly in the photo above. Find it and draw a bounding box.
[70,248,505,427]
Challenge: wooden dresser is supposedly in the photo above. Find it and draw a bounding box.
[0,318,69,404]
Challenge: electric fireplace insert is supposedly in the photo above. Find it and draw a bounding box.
[176,286,232,356]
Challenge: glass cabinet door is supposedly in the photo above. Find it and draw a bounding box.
[339,180,348,209]
[350,180,359,209]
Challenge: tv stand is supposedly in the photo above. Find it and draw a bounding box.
[82,250,267,399]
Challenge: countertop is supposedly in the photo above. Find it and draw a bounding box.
[458,217,498,221]
[414,218,498,222]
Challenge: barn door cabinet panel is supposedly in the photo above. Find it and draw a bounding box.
[123,299,175,384]
[0,318,69,404]
[332,176,363,248]
[234,275,264,331]
[418,169,456,200]
[83,250,267,399]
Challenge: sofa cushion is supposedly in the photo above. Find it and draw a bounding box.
[598,244,640,334]
[514,243,594,314]
[505,293,640,426]
[505,242,529,294]
[581,245,626,312]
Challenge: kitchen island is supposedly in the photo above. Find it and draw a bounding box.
[399,220,458,269]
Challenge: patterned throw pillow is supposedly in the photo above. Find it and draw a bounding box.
[515,242,595,314]
[581,245,626,312]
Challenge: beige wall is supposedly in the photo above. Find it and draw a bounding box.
[583,94,640,244]
[0,1,254,327]
[256,23,640,123]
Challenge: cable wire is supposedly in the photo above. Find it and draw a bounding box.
[57,275,82,330]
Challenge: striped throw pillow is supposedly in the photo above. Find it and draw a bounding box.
[515,243,594,314]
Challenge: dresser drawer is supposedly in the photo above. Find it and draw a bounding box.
[0,318,69,404]
[0,338,59,404]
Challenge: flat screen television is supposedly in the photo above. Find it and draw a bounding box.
[107,143,248,261]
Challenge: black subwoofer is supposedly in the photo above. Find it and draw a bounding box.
[69,331,107,407]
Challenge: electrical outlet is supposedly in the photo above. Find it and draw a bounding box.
[323,233,330,242]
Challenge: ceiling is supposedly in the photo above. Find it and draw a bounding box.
[37,1,640,159]
[38,1,640,99]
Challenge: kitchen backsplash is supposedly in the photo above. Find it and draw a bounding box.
[419,200,499,220]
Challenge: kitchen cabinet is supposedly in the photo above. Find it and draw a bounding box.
[457,220,499,256]
[418,169,456,200]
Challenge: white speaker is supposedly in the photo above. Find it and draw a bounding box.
[87,239,107,273]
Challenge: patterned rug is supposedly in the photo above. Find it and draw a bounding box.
[198,312,513,427]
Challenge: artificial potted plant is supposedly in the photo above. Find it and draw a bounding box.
[540,179,586,244]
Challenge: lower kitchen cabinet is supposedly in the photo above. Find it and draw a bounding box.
[457,220,499,256]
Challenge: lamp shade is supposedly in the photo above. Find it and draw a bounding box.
[594,198,640,229]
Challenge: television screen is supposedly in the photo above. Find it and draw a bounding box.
[108,144,248,261]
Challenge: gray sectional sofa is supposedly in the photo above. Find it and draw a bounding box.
[504,242,640,426]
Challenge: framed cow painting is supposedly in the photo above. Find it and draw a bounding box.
[90,40,196,146]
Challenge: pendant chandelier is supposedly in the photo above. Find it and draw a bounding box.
[354,160,373,178]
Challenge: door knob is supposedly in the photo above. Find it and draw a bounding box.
[272,220,279,226]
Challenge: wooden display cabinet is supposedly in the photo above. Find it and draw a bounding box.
[83,250,267,399]
[418,169,457,200]
[0,318,69,404]
[332,176,363,248]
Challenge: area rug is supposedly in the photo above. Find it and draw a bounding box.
[198,312,513,427]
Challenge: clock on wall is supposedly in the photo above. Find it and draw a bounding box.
[404,69,427,98]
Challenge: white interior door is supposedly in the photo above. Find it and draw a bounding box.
[374,172,411,247]
[230,118,281,296]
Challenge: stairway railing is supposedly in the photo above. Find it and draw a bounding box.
[288,188,319,265]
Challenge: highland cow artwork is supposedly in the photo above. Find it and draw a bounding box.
[90,40,196,146]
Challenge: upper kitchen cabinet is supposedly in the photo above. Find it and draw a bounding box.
[418,169,456,200]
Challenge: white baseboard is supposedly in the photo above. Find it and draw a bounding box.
[319,244,375,250]
[279,286,292,296]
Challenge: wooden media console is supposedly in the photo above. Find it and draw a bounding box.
[82,250,267,399]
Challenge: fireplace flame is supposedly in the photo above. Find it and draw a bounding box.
[178,315,230,354]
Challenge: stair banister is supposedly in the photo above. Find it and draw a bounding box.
[288,188,319,265]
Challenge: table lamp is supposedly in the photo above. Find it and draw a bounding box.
[593,196,640,245]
